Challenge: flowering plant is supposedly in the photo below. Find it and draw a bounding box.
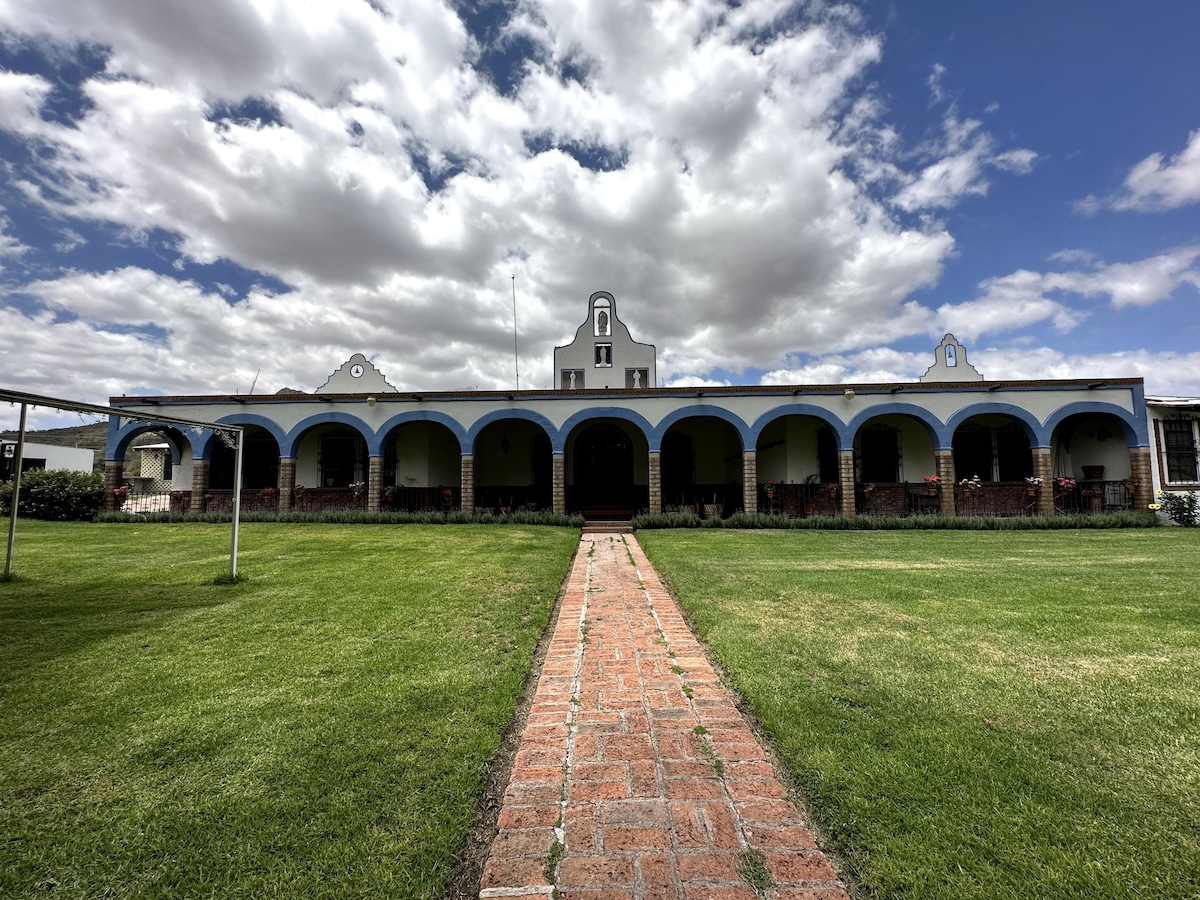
[764,477,777,495]
[261,486,277,497]
[958,475,982,491]
[1024,476,1043,487]
[1123,474,1140,489]
[293,483,306,496]
[923,475,940,484]
[113,484,130,504]
[383,485,397,500]
[862,482,876,495]
[441,488,454,502]
[350,481,366,494]
[1055,476,1076,489]
[1155,489,1199,526]
[825,482,840,498]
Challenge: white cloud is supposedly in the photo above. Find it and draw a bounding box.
[1077,129,1200,214]
[892,113,1036,211]
[926,63,947,105]
[974,347,1200,399]
[936,245,1200,341]
[0,69,51,134]
[1111,129,1200,212]
[0,209,30,260]
[0,0,1065,407]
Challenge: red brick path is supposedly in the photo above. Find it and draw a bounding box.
[479,533,848,900]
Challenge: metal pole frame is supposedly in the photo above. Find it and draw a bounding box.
[1,388,244,581]
[230,428,243,580]
[3,403,27,580]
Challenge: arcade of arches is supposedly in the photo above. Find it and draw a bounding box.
[107,403,1153,519]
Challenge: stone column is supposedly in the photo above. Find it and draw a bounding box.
[648,451,662,515]
[103,460,123,510]
[278,458,295,512]
[935,449,956,516]
[191,458,210,513]
[367,456,384,513]
[1130,446,1154,512]
[552,452,566,515]
[742,450,758,516]
[1031,447,1053,517]
[838,449,856,517]
[460,454,475,517]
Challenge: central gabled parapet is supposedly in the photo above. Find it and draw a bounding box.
[553,291,657,390]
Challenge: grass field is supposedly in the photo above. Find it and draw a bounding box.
[0,522,579,899]
[639,528,1200,900]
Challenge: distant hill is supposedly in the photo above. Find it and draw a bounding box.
[0,423,172,474]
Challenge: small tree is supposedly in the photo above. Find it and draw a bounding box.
[1154,491,1199,527]
[0,469,106,521]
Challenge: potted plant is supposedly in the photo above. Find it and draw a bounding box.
[923,474,940,496]
[1123,474,1140,493]
[958,474,982,491]
[1024,476,1043,496]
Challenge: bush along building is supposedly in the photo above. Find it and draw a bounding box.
[105,290,1152,520]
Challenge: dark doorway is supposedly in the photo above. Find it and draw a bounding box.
[660,430,696,503]
[211,428,280,489]
[859,426,900,483]
[571,423,635,516]
[953,426,992,483]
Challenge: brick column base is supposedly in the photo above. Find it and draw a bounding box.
[103,461,124,510]
[191,459,210,513]
[742,450,757,516]
[278,458,295,512]
[935,448,956,516]
[367,456,384,513]
[461,454,475,517]
[648,451,661,515]
[1032,447,1053,516]
[1130,446,1153,512]
[552,453,565,515]
[838,449,855,517]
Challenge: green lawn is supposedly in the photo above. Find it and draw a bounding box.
[639,528,1200,900]
[0,522,579,899]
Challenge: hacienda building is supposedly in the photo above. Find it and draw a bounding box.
[104,291,1154,519]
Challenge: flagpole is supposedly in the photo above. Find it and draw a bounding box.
[511,274,520,391]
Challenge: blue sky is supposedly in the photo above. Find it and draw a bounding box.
[1,0,1198,429]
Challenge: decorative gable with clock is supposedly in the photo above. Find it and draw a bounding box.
[315,353,399,394]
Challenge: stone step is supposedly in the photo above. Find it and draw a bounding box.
[582,520,633,533]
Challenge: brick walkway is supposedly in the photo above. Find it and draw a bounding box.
[479,533,849,900]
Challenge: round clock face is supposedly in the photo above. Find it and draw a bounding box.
[350,364,364,378]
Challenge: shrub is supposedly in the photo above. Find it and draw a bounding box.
[0,469,106,521]
[1156,491,1199,526]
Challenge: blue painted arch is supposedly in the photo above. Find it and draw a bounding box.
[107,421,193,465]
[1043,402,1148,448]
[374,411,470,456]
[649,405,752,452]
[464,409,559,454]
[556,407,655,454]
[749,404,849,451]
[280,412,374,458]
[194,414,290,459]
[844,403,946,449]
[944,403,1043,448]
